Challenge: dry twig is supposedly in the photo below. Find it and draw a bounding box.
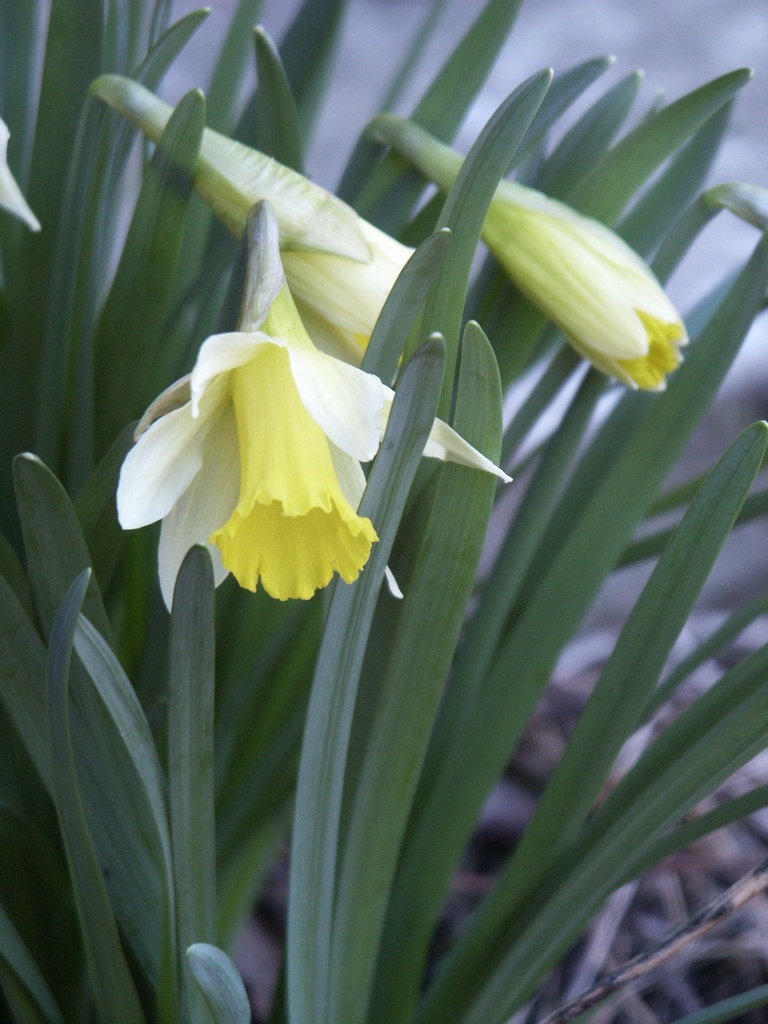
[537,856,768,1024]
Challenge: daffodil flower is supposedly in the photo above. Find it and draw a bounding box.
[90,74,411,364]
[369,114,688,391]
[481,183,687,390]
[117,204,509,607]
[0,116,39,231]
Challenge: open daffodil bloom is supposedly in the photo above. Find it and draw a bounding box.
[117,204,509,606]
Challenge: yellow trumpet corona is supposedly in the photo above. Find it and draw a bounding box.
[116,205,508,607]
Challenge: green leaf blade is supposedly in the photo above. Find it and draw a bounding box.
[47,571,145,1024]
[333,322,504,1024]
[94,88,205,451]
[571,68,753,224]
[187,943,250,1024]
[169,547,217,1023]
[287,338,447,1024]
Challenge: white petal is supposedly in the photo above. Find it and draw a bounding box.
[292,298,367,364]
[384,567,403,600]
[117,376,228,529]
[0,118,39,232]
[118,407,204,529]
[285,345,385,462]
[422,417,511,481]
[157,405,240,610]
[281,220,410,340]
[135,375,191,438]
[190,331,269,413]
[377,392,510,482]
[328,445,367,510]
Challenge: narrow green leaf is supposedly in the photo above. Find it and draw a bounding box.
[30,94,108,487]
[403,235,768,1024]
[205,0,264,133]
[169,547,217,1023]
[278,0,349,137]
[149,0,177,50]
[400,0,516,135]
[570,69,752,223]
[353,0,524,224]
[0,0,103,481]
[22,0,102,272]
[136,8,212,90]
[620,485,768,568]
[335,322,504,1024]
[13,454,112,644]
[520,421,767,859]
[215,601,320,870]
[653,588,768,710]
[706,180,768,231]
[382,0,453,111]
[362,228,451,383]
[618,101,733,256]
[336,0,452,203]
[252,27,304,172]
[443,367,605,745]
[187,944,250,1024]
[427,422,768,1024]
[0,579,52,790]
[41,11,210,489]
[94,88,205,451]
[537,71,643,198]
[411,69,552,414]
[652,193,723,284]
[631,785,768,878]
[0,575,175,1005]
[0,91,103,520]
[500,346,581,463]
[0,903,65,1024]
[0,533,32,616]
[510,56,615,174]
[0,0,42,186]
[0,802,81,1017]
[73,613,179,1023]
[371,367,603,1024]
[47,571,145,1024]
[287,338,447,1024]
[104,0,149,71]
[670,985,768,1024]
[74,423,134,591]
[445,636,768,1024]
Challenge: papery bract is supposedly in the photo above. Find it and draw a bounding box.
[91,75,412,364]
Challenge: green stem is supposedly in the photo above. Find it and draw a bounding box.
[367,113,464,194]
